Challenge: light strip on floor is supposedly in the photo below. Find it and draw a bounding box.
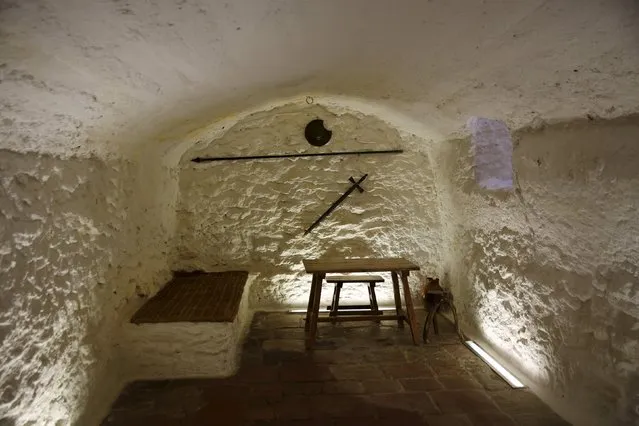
[288,307,397,313]
[465,340,525,388]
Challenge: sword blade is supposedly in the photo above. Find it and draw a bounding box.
[304,174,368,235]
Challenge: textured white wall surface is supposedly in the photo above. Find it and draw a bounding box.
[435,117,639,426]
[174,103,442,308]
[0,151,176,425]
[1,0,639,425]
[1,0,638,156]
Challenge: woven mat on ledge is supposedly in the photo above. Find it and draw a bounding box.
[131,271,249,324]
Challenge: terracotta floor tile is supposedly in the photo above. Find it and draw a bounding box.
[369,391,440,415]
[423,413,473,426]
[361,379,404,394]
[329,364,386,380]
[382,362,436,379]
[101,312,568,426]
[400,378,444,392]
[429,390,498,414]
[279,364,333,382]
[466,410,516,426]
[323,380,365,394]
[438,375,483,390]
[489,389,553,414]
[511,412,572,426]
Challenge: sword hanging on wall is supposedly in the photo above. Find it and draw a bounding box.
[304,174,368,235]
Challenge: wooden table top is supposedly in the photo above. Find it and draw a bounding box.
[303,257,420,273]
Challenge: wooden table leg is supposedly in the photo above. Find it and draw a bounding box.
[329,282,342,321]
[391,271,404,328]
[400,270,420,345]
[368,282,381,323]
[305,272,324,349]
[304,273,317,331]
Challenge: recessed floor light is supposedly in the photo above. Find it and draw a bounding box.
[465,340,525,388]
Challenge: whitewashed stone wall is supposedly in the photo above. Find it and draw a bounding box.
[434,117,639,426]
[0,151,175,426]
[174,104,443,308]
[5,97,637,426]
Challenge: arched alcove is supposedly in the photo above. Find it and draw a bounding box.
[1,1,639,425]
[173,101,443,308]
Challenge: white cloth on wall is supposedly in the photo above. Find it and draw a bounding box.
[467,117,514,190]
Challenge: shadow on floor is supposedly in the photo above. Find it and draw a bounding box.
[102,311,570,426]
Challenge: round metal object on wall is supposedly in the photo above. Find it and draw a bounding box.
[305,119,332,147]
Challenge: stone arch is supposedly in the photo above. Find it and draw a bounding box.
[171,99,445,308]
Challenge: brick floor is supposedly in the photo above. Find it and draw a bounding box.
[102,311,571,425]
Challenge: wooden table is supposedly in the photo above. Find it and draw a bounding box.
[302,258,421,349]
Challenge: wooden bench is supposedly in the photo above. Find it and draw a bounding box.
[302,258,421,348]
[326,274,384,318]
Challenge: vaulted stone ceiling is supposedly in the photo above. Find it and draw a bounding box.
[2,0,638,155]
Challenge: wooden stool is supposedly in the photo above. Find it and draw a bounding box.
[326,275,384,319]
[422,282,464,343]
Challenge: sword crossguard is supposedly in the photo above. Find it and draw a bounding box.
[349,175,366,193]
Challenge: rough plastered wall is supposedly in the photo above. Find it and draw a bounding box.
[434,116,639,426]
[2,0,639,158]
[174,103,442,308]
[0,151,176,426]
